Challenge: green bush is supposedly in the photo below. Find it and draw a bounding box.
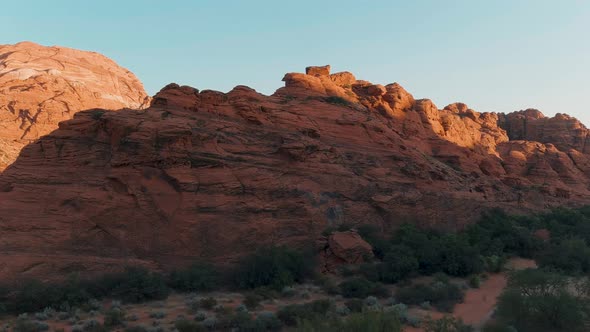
[495,269,589,332]
[124,326,149,332]
[357,224,392,260]
[377,245,418,283]
[175,319,206,332]
[295,310,402,332]
[483,255,506,273]
[110,267,169,303]
[468,275,480,288]
[10,275,92,313]
[536,238,590,274]
[276,299,334,326]
[243,293,263,310]
[339,278,389,298]
[482,322,518,332]
[343,299,363,313]
[396,281,463,312]
[199,297,217,310]
[247,311,282,331]
[168,263,219,292]
[423,316,474,332]
[324,96,350,106]
[103,307,125,328]
[233,246,314,290]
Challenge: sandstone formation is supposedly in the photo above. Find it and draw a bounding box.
[0,41,150,170]
[318,230,374,272]
[498,109,590,154]
[0,62,589,281]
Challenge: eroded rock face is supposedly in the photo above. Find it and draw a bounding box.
[318,230,374,272]
[0,41,150,170]
[498,109,590,154]
[0,64,589,280]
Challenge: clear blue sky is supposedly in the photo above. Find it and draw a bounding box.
[2,0,589,125]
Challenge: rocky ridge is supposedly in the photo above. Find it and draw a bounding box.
[0,41,150,170]
[0,59,589,280]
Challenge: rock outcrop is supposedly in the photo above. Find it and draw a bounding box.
[0,41,150,170]
[0,62,589,281]
[498,109,590,154]
[318,230,374,272]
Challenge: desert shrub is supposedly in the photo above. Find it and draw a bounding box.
[495,269,589,332]
[246,311,282,331]
[125,326,149,332]
[482,322,518,332]
[243,293,263,310]
[536,237,590,274]
[281,286,297,297]
[377,245,419,283]
[10,275,91,313]
[483,255,507,273]
[214,304,232,316]
[389,226,482,277]
[534,207,590,243]
[423,316,474,332]
[357,224,392,260]
[338,265,359,277]
[420,301,432,310]
[344,299,364,313]
[202,316,218,329]
[324,96,350,106]
[252,286,280,300]
[148,311,166,319]
[276,304,313,326]
[468,275,480,288]
[12,314,49,332]
[396,281,463,312]
[174,319,205,332]
[199,297,217,310]
[194,311,207,321]
[364,296,378,307]
[336,305,351,316]
[295,310,402,332]
[168,262,219,292]
[437,234,482,277]
[339,277,389,298]
[276,299,334,326]
[232,246,314,290]
[103,307,125,328]
[308,299,334,314]
[391,224,445,275]
[81,319,107,332]
[102,267,169,303]
[468,208,547,259]
[315,275,340,295]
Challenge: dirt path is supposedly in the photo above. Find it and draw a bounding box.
[453,274,507,328]
[404,258,537,332]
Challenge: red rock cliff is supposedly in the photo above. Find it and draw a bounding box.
[0,64,589,281]
[0,42,150,170]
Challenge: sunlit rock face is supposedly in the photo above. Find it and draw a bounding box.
[0,41,150,170]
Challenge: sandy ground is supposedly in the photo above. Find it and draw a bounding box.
[404,258,537,332]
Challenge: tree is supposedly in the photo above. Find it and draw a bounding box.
[495,269,589,332]
[378,245,419,283]
[536,238,590,274]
